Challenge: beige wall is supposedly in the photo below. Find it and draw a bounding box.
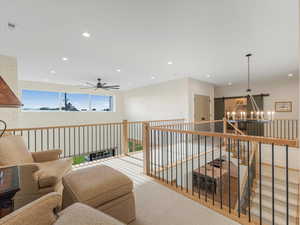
[18,80,124,128]
[215,77,299,119]
[0,55,19,128]
[122,78,214,121]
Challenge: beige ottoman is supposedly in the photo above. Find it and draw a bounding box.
[62,165,136,224]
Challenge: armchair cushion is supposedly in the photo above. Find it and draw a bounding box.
[32,150,62,163]
[37,159,72,188]
[54,203,124,225]
[0,135,34,166]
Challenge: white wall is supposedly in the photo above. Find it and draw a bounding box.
[215,77,299,119]
[122,78,215,121]
[122,78,189,121]
[0,55,19,128]
[18,80,124,128]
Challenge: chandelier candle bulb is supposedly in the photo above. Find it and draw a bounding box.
[267,111,271,120]
[272,111,275,120]
[240,112,243,120]
[251,111,254,120]
[260,111,264,120]
[243,112,246,120]
[256,111,260,119]
[232,112,236,120]
[227,112,230,120]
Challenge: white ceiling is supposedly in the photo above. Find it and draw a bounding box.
[0,0,298,90]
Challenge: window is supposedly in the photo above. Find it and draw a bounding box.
[90,95,113,112]
[61,93,90,111]
[22,90,60,111]
[21,89,114,112]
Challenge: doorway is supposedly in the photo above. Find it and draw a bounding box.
[194,95,210,122]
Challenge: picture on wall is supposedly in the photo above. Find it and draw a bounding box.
[275,101,292,112]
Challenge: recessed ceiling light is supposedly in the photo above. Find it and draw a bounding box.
[62,57,68,61]
[82,32,91,38]
[206,74,211,78]
[50,70,56,75]
[116,69,121,72]
[151,76,156,80]
[228,82,232,86]
[167,61,173,65]
[288,73,293,77]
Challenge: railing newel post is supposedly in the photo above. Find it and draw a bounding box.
[143,122,150,175]
[122,120,129,155]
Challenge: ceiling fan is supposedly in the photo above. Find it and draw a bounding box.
[81,78,120,90]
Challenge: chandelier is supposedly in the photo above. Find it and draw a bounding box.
[226,54,274,121]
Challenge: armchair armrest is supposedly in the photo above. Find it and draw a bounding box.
[32,150,62,163]
[0,163,41,194]
[17,163,40,193]
[0,192,61,225]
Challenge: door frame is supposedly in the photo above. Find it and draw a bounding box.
[193,94,211,122]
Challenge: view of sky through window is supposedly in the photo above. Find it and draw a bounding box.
[22,90,113,112]
[22,90,60,111]
[91,95,112,111]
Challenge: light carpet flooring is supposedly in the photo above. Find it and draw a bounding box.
[74,153,240,225]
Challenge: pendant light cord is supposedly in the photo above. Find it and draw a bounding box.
[246,53,252,92]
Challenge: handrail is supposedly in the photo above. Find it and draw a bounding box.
[149,126,298,147]
[152,120,223,128]
[235,142,258,211]
[5,122,123,132]
[128,118,185,124]
[226,119,245,136]
[5,118,185,132]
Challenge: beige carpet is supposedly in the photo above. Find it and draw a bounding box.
[74,153,240,225]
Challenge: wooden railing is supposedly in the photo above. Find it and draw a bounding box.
[144,121,297,225]
[5,119,185,163]
[226,119,298,140]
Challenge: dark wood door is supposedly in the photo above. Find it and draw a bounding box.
[214,98,224,133]
[214,98,224,120]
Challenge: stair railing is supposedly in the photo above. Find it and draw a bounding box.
[144,121,297,225]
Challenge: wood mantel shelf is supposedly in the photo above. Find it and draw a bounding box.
[0,76,21,108]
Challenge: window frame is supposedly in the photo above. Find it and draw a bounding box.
[21,89,115,112]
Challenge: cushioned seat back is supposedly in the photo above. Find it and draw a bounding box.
[0,135,34,166]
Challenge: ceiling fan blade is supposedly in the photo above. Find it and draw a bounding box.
[106,88,120,90]
[103,85,120,88]
[80,87,95,89]
[85,82,95,86]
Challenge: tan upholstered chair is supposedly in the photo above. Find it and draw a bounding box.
[0,135,72,209]
[0,193,124,225]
